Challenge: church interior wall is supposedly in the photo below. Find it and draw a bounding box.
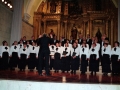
[0,3,13,45]
[21,20,33,40]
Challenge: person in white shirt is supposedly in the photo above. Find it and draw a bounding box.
[54,42,62,73]
[18,39,23,49]
[71,42,80,74]
[80,43,89,74]
[111,41,120,75]
[28,41,39,71]
[26,40,32,49]
[101,43,111,75]
[18,42,29,71]
[81,40,89,49]
[64,39,72,48]
[61,42,71,73]
[49,43,56,70]
[75,39,81,50]
[59,41,64,50]
[9,41,19,70]
[94,39,100,51]
[26,40,32,67]
[89,43,99,75]
[94,38,101,66]
[0,41,10,70]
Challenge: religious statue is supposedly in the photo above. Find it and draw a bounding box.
[71,24,78,39]
[95,28,102,42]
[50,0,57,13]
[49,29,55,37]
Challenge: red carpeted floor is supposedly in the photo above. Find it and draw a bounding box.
[0,70,120,84]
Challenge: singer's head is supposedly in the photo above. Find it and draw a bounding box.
[42,33,47,37]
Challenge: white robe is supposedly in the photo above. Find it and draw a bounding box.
[19,47,29,58]
[62,46,71,57]
[89,46,99,59]
[102,46,111,57]
[0,46,10,57]
[111,47,120,59]
[71,47,80,57]
[80,47,89,59]
[29,46,39,58]
[10,45,19,56]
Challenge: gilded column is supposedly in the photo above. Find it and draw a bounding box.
[111,19,113,46]
[60,22,63,37]
[39,20,42,35]
[106,20,108,37]
[36,19,40,38]
[88,21,90,35]
[89,19,93,37]
[57,20,60,40]
[83,21,86,37]
[37,20,40,36]
[64,21,67,38]
[44,20,46,33]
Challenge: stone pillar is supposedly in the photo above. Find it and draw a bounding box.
[57,20,60,40]
[44,20,46,33]
[10,0,23,45]
[118,0,120,42]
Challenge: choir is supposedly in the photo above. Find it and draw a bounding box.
[0,34,120,76]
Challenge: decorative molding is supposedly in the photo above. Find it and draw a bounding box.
[22,19,34,27]
[23,13,31,22]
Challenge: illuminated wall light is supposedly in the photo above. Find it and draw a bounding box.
[9,5,12,8]
[1,0,13,9]
[2,0,4,2]
[4,1,7,4]
[7,3,10,6]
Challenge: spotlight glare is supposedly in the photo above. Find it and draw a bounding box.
[4,1,7,4]
[8,3,10,6]
[2,0,4,2]
[9,5,12,8]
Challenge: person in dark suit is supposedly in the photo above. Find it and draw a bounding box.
[22,36,27,43]
[78,34,83,45]
[29,36,36,45]
[86,34,92,49]
[99,35,106,61]
[53,35,59,45]
[60,36,66,46]
[37,33,52,76]
[69,36,74,45]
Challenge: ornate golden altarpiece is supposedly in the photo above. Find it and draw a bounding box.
[33,0,118,45]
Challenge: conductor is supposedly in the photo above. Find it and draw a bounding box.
[37,33,53,76]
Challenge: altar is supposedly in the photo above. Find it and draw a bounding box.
[33,0,118,45]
